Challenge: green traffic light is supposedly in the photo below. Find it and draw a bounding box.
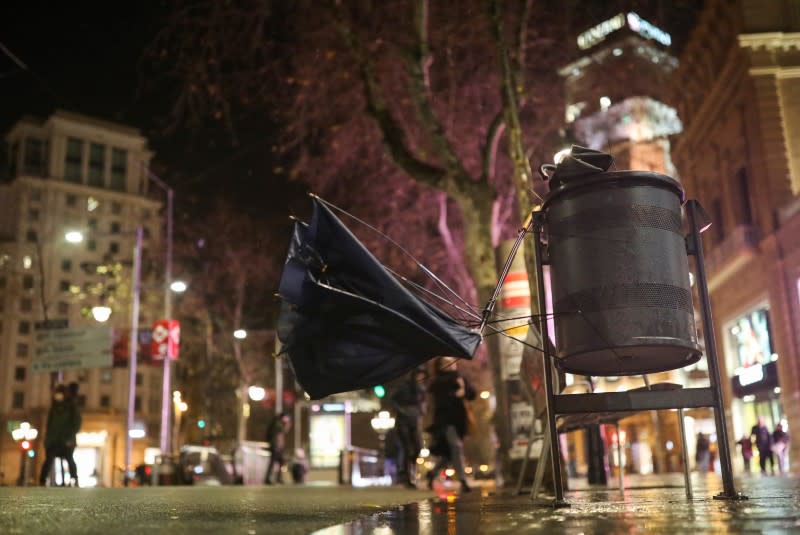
[197,419,207,429]
[373,385,386,398]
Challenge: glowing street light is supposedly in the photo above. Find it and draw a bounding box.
[248,386,266,401]
[91,305,112,323]
[170,280,188,293]
[233,329,247,340]
[64,230,84,243]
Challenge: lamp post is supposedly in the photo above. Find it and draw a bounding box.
[146,170,175,457]
[11,422,38,487]
[370,411,396,478]
[124,227,143,486]
[65,227,142,486]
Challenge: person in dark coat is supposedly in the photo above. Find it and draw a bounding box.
[751,416,774,475]
[265,412,291,484]
[695,432,711,473]
[388,368,427,488]
[39,385,80,486]
[425,357,476,493]
[63,382,82,486]
[737,435,753,472]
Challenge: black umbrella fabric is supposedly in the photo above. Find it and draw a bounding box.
[277,197,481,399]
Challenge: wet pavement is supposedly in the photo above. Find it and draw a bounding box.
[317,473,800,534]
[1,473,797,533]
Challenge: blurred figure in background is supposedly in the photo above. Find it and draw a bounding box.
[39,385,80,486]
[265,412,291,484]
[426,357,475,493]
[751,416,774,475]
[695,432,710,473]
[64,382,82,486]
[388,368,427,488]
[737,434,753,472]
[290,448,309,484]
[772,422,789,475]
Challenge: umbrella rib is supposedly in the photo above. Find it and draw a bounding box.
[313,195,478,316]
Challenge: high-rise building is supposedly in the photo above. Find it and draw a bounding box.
[670,0,800,474]
[0,111,164,487]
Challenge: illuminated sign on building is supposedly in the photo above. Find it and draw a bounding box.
[737,364,765,387]
[577,12,672,50]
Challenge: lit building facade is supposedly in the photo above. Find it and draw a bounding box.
[670,0,800,473]
[0,111,164,486]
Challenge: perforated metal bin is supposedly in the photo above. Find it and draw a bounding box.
[543,171,702,376]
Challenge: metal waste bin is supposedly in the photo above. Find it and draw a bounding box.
[543,170,701,376]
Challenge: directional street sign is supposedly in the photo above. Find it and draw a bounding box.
[32,326,113,373]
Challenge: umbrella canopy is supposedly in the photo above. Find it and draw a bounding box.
[277,197,481,399]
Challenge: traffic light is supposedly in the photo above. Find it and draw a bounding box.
[20,440,31,451]
[197,419,207,429]
[373,385,386,398]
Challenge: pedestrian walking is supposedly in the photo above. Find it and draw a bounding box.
[388,368,426,488]
[39,385,80,486]
[695,432,711,473]
[64,382,82,486]
[772,422,789,475]
[425,357,476,493]
[737,435,753,472]
[265,412,291,484]
[751,416,774,475]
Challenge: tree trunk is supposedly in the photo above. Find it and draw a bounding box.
[453,189,513,483]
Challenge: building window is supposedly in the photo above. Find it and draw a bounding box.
[17,343,29,357]
[109,242,119,255]
[0,275,6,288]
[100,395,111,408]
[20,298,33,312]
[87,196,99,212]
[23,138,46,176]
[65,138,83,183]
[60,280,71,292]
[111,201,122,215]
[87,239,97,252]
[23,274,34,289]
[14,367,26,381]
[18,322,30,335]
[29,188,42,201]
[12,392,25,409]
[135,396,141,412]
[110,221,121,234]
[101,369,112,383]
[66,194,77,207]
[58,302,69,315]
[88,143,105,187]
[136,372,143,386]
[9,141,19,177]
[29,208,39,221]
[61,259,72,272]
[26,229,38,242]
[110,148,127,191]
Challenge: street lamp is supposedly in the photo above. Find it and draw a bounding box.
[233,329,247,340]
[169,280,188,293]
[11,422,39,487]
[370,411,396,478]
[91,305,112,323]
[248,386,266,402]
[65,227,143,486]
[64,230,84,244]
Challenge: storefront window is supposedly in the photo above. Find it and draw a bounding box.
[728,307,773,371]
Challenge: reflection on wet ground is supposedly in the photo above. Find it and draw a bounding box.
[315,473,800,534]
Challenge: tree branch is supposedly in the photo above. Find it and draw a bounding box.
[328,1,449,190]
[481,111,506,184]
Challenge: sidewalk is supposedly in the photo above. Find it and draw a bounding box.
[321,473,800,534]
